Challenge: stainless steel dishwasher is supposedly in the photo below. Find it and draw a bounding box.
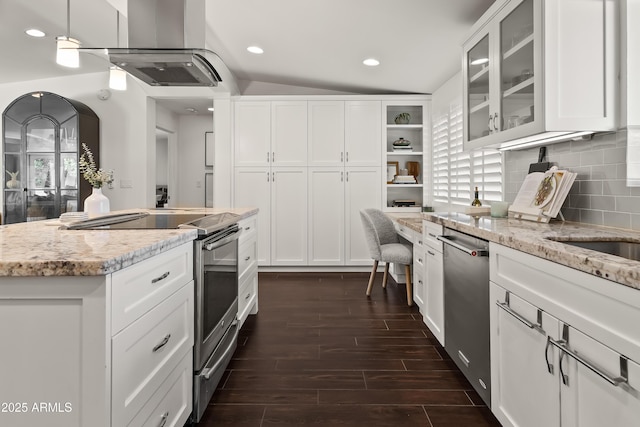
[437,228,491,406]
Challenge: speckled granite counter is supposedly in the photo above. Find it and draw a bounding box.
[0,207,258,277]
[390,212,640,290]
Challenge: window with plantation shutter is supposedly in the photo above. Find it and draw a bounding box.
[431,103,503,205]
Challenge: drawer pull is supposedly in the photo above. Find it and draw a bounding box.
[151,271,170,284]
[159,411,169,427]
[495,291,544,335]
[245,256,251,261]
[428,232,437,238]
[427,250,435,256]
[245,292,251,300]
[152,334,171,353]
[244,226,251,231]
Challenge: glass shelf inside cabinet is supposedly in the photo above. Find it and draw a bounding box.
[500,0,534,132]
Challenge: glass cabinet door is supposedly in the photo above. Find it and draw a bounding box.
[499,0,535,132]
[466,35,491,142]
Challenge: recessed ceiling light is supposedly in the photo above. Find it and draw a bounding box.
[470,57,489,65]
[25,29,46,38]
[208,107,215,112]
[247,46,264,54]
[363,58,380,67]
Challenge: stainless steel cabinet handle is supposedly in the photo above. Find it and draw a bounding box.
[341,171,344,182]
[266,152,270,163]
[346,152,349,162]
[245,256,251,261]
[545,336,555,375]
[495,291,544,335]
[548,324,629,387]
[152,334,171,352]
[151,271,170,284]
[488,114,493,132]
[427,250,435,256]
[346,171,349,182]
[493,113,499,131]
[244,226,251,231]
[159,411,169,427]
[341,152,344,163]
[272,152,275,162]
[437,235,488,257]
[245,292,251,300]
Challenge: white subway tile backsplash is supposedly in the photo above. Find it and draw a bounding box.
[504,130,638,230]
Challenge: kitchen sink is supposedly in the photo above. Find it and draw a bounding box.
[547,238,640,261]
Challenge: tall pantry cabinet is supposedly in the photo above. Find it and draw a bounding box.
[233,97,383,267]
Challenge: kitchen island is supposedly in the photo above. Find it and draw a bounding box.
[0,207,257,427]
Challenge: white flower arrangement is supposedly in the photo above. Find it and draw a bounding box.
[78,143,113,188]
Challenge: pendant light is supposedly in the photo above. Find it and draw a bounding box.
[109,11,127,90]
[56,0,80,68]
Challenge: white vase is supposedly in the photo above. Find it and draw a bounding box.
[84,187,110,218]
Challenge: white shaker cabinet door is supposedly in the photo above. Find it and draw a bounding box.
[344,100,382,166]
[490,282,560,427]
[345,167,381,265]
[234,102,271,167]
[234,168,271,265]
[559,326,640,427]
[271,168,308,265]
[308,101,345,166]
[271,101,307,166]
[424,248,444,346]
[308,167,345,265]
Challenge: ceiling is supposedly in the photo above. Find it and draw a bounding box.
[0,0,495,113]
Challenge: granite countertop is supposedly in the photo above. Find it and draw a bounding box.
[390,212,640,290]
[0,207,258,277]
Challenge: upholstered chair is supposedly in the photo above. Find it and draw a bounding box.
[360,208,413,306]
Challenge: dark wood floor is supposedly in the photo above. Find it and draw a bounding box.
[197,272,501,427]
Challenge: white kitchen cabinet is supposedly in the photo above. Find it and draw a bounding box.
[234,167,307,266]
[0,243,194,427]
[490,282,560,427]
[234,100,307,167]
[463,0,617,150]
[271,168,308,265]
[308,100,345,166]
[308,167,380,266]
[490,243,640,427]
[423,220,444,345]
[344,100,382,166]
[234,168,271,265]
[237,215,258,327]
[412,234,425,311]
[382,99,429,212]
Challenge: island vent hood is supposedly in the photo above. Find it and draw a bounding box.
[105,0,223,87]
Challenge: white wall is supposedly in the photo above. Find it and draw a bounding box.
[176,115,213,206]
[0,71,152,212]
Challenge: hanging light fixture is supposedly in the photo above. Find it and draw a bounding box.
[56,0,80,67]
[109,10,127,90]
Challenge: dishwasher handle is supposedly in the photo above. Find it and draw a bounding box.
[437,235,488,257]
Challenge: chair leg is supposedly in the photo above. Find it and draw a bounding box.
[382,263,389,288]
[405,264,413,306]
[366,260,378,296]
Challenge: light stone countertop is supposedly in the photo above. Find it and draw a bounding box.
[0,207,258,277]
[389,212,640,290]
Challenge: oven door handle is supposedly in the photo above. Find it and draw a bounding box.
[202,320,239,380]
[204,229,242,251]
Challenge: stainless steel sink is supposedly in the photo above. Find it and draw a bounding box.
[547,238,640,261]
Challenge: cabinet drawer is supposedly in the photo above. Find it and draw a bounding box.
[413,245,425,269]
[112,282,194,426]
[238,215,257,242]
[238,267,258,326]
[111,243,193,334]
[423,221,443,252]
[127,352,192,427]
[395,223,414,242]
[238,237,257,281]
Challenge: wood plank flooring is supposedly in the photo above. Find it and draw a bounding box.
[197,272,501,427]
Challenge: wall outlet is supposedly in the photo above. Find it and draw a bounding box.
[120,179,133,188]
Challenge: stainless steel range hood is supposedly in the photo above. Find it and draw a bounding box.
[104,0,225,87]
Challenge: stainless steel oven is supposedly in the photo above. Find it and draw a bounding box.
[191,223,241,422]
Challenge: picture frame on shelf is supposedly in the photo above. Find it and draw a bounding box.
[387,161,399,184]
[205,131,214,167]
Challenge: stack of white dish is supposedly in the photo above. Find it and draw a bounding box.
[59,212,89,223]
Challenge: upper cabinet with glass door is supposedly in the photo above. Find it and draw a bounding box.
[463,0,618,151]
